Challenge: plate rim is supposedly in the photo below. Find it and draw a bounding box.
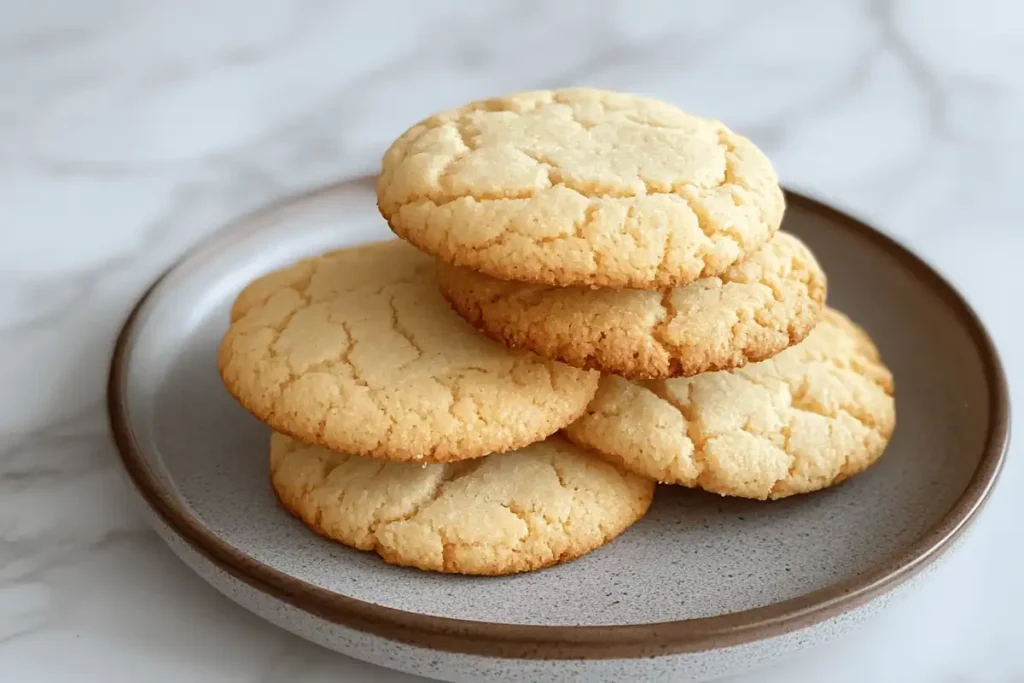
[107,179,1010,660]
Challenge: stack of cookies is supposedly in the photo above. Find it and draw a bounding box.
[218,88,896,577]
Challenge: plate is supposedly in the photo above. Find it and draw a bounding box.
[108,177,1008,683]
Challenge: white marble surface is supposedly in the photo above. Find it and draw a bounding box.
[1,1,1021,681]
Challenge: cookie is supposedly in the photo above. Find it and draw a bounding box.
[377,87,784,290]
[438,232,825,379]
[218,240,599,463]
[269,432,655,575]
[564,309,895,500]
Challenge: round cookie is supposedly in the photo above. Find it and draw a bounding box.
[564,309,896,500]
[438,232,825,380]
[218,240,599,463]
[377,87,784,290]
[269,432,656,575]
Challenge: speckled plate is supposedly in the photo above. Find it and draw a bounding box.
[108,177,1008,683]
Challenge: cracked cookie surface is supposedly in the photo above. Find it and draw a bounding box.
[438,232,825,379]
[377,87,785,289]
[218,240,599,462]
[564,308,896,500]
[269,432,655,575]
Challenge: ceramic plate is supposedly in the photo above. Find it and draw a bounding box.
[108,177,1008,683]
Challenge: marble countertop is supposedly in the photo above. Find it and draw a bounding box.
[2,1,1021,681]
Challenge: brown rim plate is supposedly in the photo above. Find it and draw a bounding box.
[107,177,1009,661]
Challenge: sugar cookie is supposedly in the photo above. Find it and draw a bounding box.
[270,432,655,575]
[378,87,784,289]
[564,309,895,499]
[218,240,598,462]
[439,232,825,379]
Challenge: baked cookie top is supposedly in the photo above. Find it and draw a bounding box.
[438,232,825,379]
[218,240,599,463]
[564,309,896,500]
[377,87,784,289]
[269,432,655,575]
